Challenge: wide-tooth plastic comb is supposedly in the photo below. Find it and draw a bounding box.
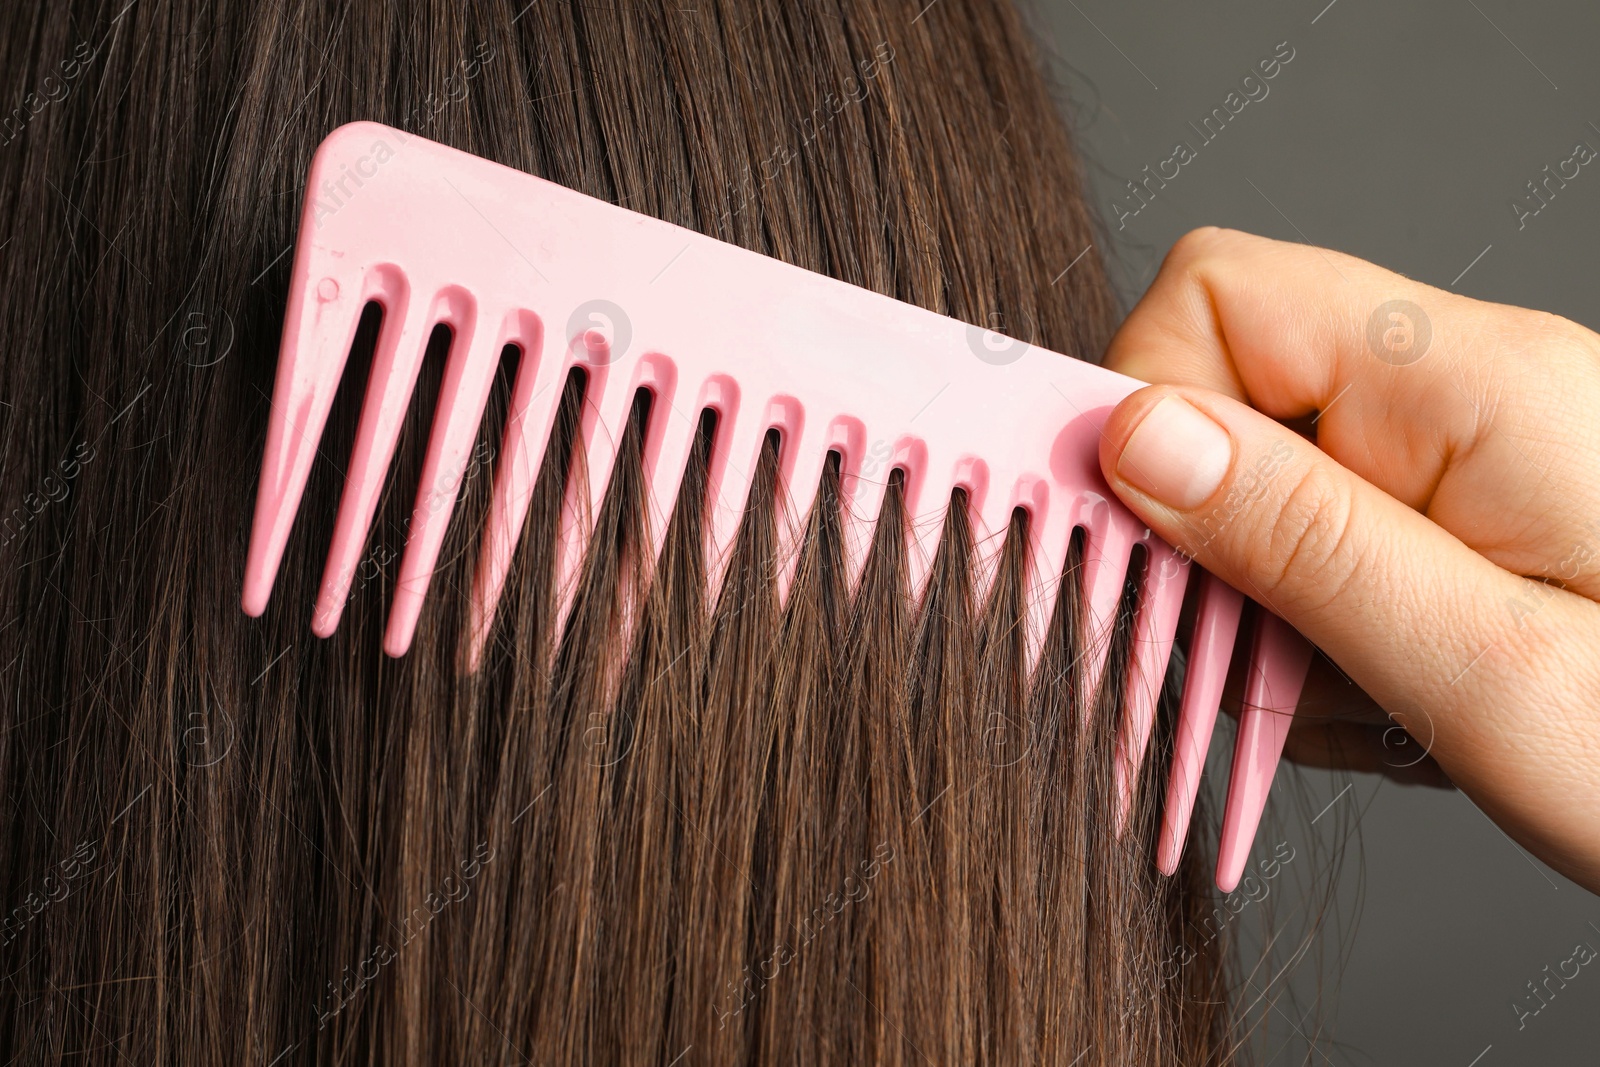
[241,122,1312,890]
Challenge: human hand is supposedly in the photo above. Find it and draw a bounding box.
[1095,227,1600,895]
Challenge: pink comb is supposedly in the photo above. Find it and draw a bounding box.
[241,122,1311,890]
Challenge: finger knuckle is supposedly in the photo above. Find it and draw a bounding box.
[1165,226,1233,272]
[1170,225,1226,256]
[1261,464,1361,613]
[1163,227,1288,304]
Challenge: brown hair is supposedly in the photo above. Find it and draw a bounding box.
[0,0,1237,1063]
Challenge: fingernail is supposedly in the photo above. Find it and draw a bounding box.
[1117,395,1233,510]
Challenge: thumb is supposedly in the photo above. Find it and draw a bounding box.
[1096,384,1537,718]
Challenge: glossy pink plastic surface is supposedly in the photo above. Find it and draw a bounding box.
[1157,570,1243,874]
[1217,612,1317,893]
[241,122,1313,888]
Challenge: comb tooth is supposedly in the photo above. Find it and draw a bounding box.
[903,472,953,600]
[382,312,502,657]
[1215,613,1314,892]
[1078,517,1135,722]
[1024,502,1076,675]
[644,405,703,566]
[466,329,570,670]
[970,483,1017,605]
[551,364,638,633]
[902,506,945,604]
[971,482,1014,554]
[241,271,364,617]
[1157,571,1244,874]
[312,296,438,637]
[839,462,889,594]
[704,414,770,601]
[775,436,830,608]
[1113,541,1191,836]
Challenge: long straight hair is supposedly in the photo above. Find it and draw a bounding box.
[0,0,1234,1063]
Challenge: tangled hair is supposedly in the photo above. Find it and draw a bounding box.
[0,0,1243,1063]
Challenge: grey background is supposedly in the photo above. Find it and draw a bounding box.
[1025,1,1600,1063]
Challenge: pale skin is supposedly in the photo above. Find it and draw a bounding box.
[1095,227,1600,896]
